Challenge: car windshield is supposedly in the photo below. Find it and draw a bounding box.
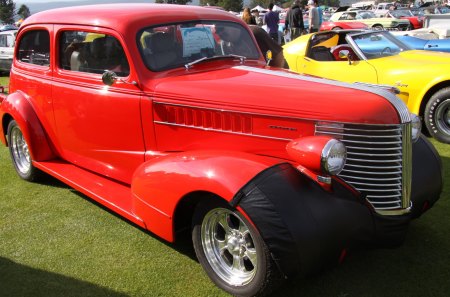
[357,11,376,19]
[391,10,413,17]
[348,31,411,59]
[137,20,260,71]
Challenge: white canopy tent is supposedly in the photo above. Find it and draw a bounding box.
[272,5,283,12]
[252,5,266,12]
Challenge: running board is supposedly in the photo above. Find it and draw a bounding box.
[33,160,146,229]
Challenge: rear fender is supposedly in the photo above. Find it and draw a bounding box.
[0,91,54,161]
[131,151,283,242]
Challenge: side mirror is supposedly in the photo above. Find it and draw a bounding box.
[338,50,353,65]
[102,70,117,86]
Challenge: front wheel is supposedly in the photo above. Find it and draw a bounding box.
[424,87,450,143]
[192,199,279,297]
[7,120,41,181]
[372,25,384,30]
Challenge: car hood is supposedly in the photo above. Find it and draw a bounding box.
[375,50,450,65]
[151,65,404,125]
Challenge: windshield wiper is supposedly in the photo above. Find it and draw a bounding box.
[185,54,246,70]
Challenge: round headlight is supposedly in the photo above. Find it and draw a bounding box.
[321,139,347,175]
[411,113,421,143]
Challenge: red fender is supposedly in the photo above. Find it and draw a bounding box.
[0,91,54,161]
[131,150,283,242]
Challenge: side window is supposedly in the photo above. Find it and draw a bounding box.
[59,31,130,77]
[17,30,50,66]
[0,35,6,47]
[6,34,15,47]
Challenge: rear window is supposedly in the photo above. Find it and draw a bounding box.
[17,30,50,66]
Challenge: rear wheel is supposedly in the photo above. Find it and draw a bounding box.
[372,24,384,30]
[7,120,41,181]
[424,87,450,143]
[192,199,279,297]
[331,26,342,30]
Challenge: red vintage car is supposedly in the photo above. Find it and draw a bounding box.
[387,9,424,29]
[0,4,442,297]
[320,20,368,31]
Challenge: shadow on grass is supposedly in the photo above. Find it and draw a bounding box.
[0,257,128,297]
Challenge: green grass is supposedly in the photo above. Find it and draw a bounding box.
[1,141,448,297]
[0,72,449,297]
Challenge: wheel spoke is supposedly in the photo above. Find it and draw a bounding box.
[238,220,249,235]
[232,253,245,272]
[218,214,232,234]
[217,238,227,253]
[245,248,258,268]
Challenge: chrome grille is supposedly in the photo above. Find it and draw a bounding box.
[316,122,411,213]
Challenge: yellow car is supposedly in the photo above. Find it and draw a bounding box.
[283,29,450,143]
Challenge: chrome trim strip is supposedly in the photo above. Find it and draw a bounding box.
[341,169,402,175]
[234,65,411,124]
[401,123,412,209]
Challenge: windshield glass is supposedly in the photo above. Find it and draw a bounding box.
[349,31,410,59]
[357,11,376,19]
[391,10,413,17]
[137,20,260,71]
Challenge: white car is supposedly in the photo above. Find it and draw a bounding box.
[0,30,17,72]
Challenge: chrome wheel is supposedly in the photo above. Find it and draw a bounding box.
[10,125,32,175]
[201,208,258,286]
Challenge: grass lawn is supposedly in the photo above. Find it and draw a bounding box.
[0,75,449,296]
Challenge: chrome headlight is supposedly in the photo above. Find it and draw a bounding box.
[321,139,347,175]
[411,113,421,143]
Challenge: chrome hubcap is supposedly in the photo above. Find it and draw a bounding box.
[10,126,31,175]
[201,208,258,286]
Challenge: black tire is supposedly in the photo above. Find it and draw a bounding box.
[7,120,41,181]
[192,199,280,297]
[424,87,450,144]
[331,26,342,31]
[372,25,383,30]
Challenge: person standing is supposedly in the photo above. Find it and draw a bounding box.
[315,0,323,29]
[308,0,319,33]
[264,3,280,43]
[252,10,263,26]
[285,0,304,41]
[242,7,257,25]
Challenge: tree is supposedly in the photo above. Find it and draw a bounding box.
[218,0,243,11]
[0,0,15,24]
[17,4,30,20]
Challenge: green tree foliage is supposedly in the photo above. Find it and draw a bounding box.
[17,4,30,19]
[0,0,15,24]
[199,0,242,11]
[218,0,242,11]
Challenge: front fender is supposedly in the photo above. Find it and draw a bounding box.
[0,91,54,161]
[131,150,283,242]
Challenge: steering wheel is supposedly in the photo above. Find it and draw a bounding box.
[381,47,392,55]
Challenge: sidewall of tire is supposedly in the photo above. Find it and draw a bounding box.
[192,199,273,297]
[424,87,450,144]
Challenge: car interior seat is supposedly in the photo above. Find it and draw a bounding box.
[309,46,335,61]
